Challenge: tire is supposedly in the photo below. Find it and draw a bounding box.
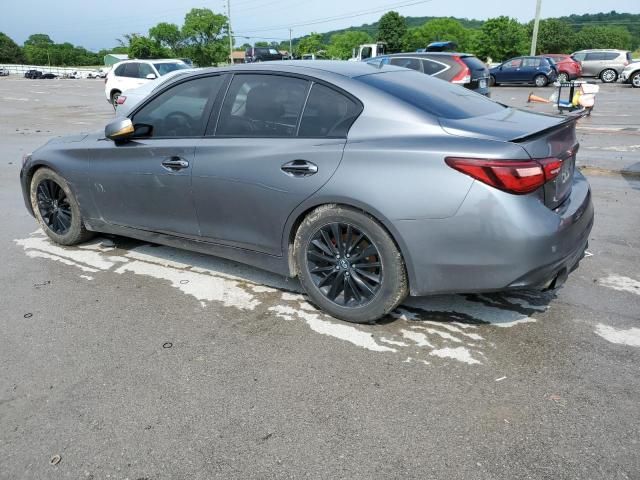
[631,72,640,88]
[30,168,94,246]
[534,74,548,87]
[489,75,497,86]
[557,72,569,83]
[600,69,617,83]
[110,90,121,110]
[293,205,408,324]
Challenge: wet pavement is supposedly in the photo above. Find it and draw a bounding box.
[1,76,639,479]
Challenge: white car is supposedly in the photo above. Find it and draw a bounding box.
[620,61,640,88]
[104,59,190,107]
[114,68,196,117]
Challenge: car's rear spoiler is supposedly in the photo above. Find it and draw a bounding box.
[510,112,585,143]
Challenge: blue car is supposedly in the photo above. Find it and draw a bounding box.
[490,56,558,87]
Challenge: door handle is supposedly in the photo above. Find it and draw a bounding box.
[281,160,318,177]
[162,157,189,171]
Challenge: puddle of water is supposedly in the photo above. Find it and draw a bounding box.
[15,232,554,367]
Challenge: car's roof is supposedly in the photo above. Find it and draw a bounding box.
[192,60,409,79]
[374,52,476,58]
[118,58,186,64]
[573,49,628,53]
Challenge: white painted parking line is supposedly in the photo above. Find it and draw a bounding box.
[598,274,640,296]
[595,324,640,347]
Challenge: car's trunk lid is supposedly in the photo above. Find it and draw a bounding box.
[440,108,579,209]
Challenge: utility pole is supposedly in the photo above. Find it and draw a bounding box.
[530,0,542,56]
[226,0,233,64]
[289,28,293,58]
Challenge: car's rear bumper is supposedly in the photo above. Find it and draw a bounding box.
[396,170,594,296]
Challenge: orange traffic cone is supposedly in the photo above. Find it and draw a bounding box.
[527,92,551,103]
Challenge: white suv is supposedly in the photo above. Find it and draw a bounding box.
[104,59,189,107]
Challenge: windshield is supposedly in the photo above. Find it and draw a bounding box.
[358,70,506,120]
[153,62,189,76]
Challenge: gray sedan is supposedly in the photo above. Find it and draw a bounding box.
[19,61,594,323]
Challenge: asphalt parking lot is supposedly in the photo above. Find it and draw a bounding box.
[1,76,639,480]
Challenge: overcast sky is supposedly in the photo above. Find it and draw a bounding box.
[2,0,639,51]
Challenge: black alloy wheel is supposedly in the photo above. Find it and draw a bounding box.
[36,179,72,235]
[306,222,383,307]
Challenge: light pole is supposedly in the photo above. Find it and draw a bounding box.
[289,28,293,58]
[530,0,542,56]
[226,0,233,64]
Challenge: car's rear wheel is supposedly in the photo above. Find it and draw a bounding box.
[631,72,640,88]
[557,72,569,83]
[110,90,121,109]
[294,205,407,324]
[30,168,93,246]
[600,69,617,83]
[534,74,548,87]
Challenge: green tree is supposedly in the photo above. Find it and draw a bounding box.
[403,18,470,51]
[573,25,632,50]
[475,16,528,62]
[149,22,183,52]
[377,11,407,53]
[327,30,372,59]
[129,36,167,59]
[24,33,54,46]
[529,19,575,54]
[0,32,24,63]
[254,41,269,47]
[296,32,325,55]
[181,8,229,66]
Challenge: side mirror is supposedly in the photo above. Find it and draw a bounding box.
[146,73,157,80]
[105,118,134,141]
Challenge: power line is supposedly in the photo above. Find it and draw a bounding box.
[235,0,435,34]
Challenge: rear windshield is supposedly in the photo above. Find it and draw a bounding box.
[461,56,487,71]
[153,62,189,76]
[358,70,505,120]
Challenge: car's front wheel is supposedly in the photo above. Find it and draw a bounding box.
[631,72,640,88]
[534,74,549,87]
[30,168,93,246]
[600,69,618,83]
[557,72,569,83]
[294,205,408,324]
[489,75,497,86]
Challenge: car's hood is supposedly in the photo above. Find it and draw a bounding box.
[439,107,571,142]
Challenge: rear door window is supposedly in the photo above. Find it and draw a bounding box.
[132,76,223,137]
[421,59,447,75]
[603,52,620,61]
[585,52,604,61]
[298,83,362,137]
[358,70,506,120]
[522,58,541,68]
[389,57,422,72]
[123,63,140,78]
[216,74,309,137]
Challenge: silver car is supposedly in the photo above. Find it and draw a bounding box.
[571,49,632,83]
[19,62,594,323]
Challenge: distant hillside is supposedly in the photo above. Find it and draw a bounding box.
[291,11,640,49]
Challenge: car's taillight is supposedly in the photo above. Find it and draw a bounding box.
[451,56,471,84]
[445,157,563,195]
[116,96,126,105]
